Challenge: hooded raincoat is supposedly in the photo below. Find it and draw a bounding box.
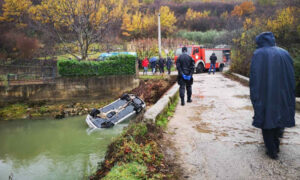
[250,32,295,129]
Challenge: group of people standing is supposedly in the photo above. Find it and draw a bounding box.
[142,56,173,75]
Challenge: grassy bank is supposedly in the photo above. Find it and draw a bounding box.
[0,99,115,121]
[91,92,179,179]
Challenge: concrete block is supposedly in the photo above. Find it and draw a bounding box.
[144,83,179,123]
[232,73,249,82]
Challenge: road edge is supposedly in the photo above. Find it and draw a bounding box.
[144,83,179,123]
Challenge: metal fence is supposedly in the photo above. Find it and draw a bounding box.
[0,65,57,86]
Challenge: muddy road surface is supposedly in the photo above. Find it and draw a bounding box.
[164,73,300,180]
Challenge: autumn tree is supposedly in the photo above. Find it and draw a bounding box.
[30,0,123,60]
[0,0,124,60]
[267,7,299,48]
[231,1,255,17]
[0,0,32,27]
[159,6,177,36]
[121,6,176,39]
[121,11,156,39]
[185,8,210,21]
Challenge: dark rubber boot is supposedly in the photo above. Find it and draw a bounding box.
[187,99,192,103]
[181,98,185,106]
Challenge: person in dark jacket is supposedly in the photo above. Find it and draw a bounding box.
[250,32,295,159]
[166,57,173,75]
[158,56,165,74]
[176,47,195,106]
[208,53,217,74]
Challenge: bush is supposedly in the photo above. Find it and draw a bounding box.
[0,31,40,59]
[57,55,136,76]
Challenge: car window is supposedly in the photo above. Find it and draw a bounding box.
[175,47,192,56]
[175,48,182,56]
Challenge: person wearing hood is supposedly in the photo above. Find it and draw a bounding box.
[208,53,217,74]
[176,47,195,106]
[166,56,173,75]
[250,32,295,159]
[158,56,165,74]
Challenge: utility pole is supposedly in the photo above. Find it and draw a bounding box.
[158,13,162,57]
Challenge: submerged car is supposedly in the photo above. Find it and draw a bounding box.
[86,94,145,128]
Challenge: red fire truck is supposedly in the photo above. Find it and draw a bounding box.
[174,45,230,73]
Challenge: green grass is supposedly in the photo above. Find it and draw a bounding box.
[103,162,147,180]
[156,93,179,128]
[0,103,28,120]
[138,75,167,80]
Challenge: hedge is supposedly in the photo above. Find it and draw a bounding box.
[57,55,136,76]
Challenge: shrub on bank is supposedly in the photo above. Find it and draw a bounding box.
[57,55,136,76]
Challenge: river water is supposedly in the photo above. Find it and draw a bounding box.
[0,116,128,180]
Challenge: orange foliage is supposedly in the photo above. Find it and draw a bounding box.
[231,1,255,17]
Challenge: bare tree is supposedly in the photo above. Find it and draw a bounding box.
[30,0,123,60]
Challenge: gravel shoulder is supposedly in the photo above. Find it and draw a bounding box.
[163,73,300,180]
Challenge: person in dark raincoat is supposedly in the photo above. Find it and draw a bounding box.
[250,32,295,159]
[176,47,195,106]
[208,53,217,74]
[166,57,173,75]
[158,56,165,74]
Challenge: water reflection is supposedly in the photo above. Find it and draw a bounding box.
[0,116,128,180]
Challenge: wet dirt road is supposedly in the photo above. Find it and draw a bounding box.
[164,73,300,180]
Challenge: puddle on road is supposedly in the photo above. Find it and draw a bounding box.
[218,132,229,137]
[237,105,253,111]
[234,141,262,146]
[194,125,213,133]
[191,105,213,122]
[226,84,236,88]
[233,95,250,99]
[191,115,202,122]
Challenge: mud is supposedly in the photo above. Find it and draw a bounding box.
[130,77,176,106]
[163,73,300,180]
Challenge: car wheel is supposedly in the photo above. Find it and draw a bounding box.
[219,64,224,72]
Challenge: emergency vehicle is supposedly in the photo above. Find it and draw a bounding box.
[174,45,230,73]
